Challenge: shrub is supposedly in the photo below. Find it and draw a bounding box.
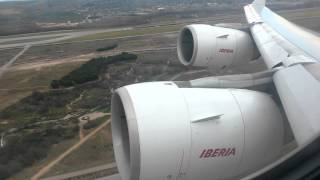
[96,44,118,52]
[0,164,10,180]
[83,120,100,130]
[51,80,60,89]
[0,126,78,179]
[0,90,81,122]
[51,52,137,88]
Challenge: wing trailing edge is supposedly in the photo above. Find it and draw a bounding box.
[252,0,266,12]
[252,0,266,6]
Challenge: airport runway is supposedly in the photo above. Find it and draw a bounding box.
[0,14,245,50]
[0,27,133,49]
[1,10,318,50]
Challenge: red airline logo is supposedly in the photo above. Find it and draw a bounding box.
[219,48,234,53]
[199,148,236,159]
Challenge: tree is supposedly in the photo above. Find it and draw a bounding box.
[51,80,60,89]
[0,164,10,180]
[51,53,138,88]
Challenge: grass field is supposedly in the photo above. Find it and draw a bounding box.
[0,62,84,110]
[62,8,320,43]
[0,62,83,90]
[65,24,182,42]
[0,48,23,67]
[280,8,320,19]
[9,137,80,180]
[43,122,114,178]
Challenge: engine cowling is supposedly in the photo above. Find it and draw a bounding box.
[177,24,259,71]
[111,82,285,180]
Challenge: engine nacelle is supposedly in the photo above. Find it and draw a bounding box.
[111,82,285,180]
[177,24,259,71]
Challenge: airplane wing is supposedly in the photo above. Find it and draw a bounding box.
[244,0,320,147]
[111,1,320,179]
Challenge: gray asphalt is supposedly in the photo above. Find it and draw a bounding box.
[0,27,133,49]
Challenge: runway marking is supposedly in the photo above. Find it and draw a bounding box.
[0,44,31,78]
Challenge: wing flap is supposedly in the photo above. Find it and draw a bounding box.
[245,0,320,146]
[274,65,320,146]
[244,5,263,24]
[244,2,318,69]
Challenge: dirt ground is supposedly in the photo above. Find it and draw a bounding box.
[39,120,114,179]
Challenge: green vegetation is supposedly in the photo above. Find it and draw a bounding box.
[51,52,137,88]
[0,62,83,112]
[0,81,111,179]
[35,12,84,23]
[0,125,79,180]
[73,87,111,110]
[0,90,81,131]
[0,62,83,91]
[44,125,115,177]
[0,52,138,178]
[280,7,320,18]
[83,116,109,130]
[96,44,118,52]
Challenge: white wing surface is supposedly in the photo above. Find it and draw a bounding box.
[245,0,320,146]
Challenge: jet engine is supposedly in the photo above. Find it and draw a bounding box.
[111,82,285,180]
[177,24,259,71]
